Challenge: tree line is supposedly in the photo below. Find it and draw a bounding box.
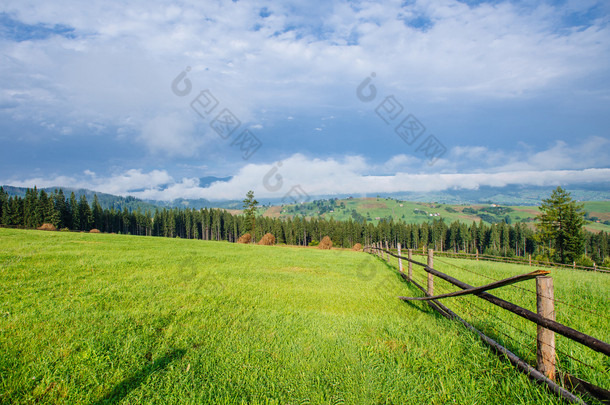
[1,186,608,267]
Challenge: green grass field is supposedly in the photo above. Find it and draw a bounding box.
[1,228,608,404]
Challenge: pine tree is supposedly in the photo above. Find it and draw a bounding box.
[92,195,103,230]
[69,192,79,230]
[54,189,69,229]
[79,195,93,231]
[24,188,40,228]
[536,187,585,263]
[10,197,23,225]
[0,187,7,224]
[38,190,52,226]
[242,190,259,241]
[122,208,131,234]
[1,196,12,225]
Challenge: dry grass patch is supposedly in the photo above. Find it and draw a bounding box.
[258,233,276,245]
[237,233,252,244]
[318,236,333,250]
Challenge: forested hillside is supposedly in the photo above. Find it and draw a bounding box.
[1,187,608,267]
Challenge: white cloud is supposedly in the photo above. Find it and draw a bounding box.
[3,169,173,196]
[1,0,608,188]
[139,114,203,157]
[95,169,174,195]
[447,136,610,172]
[4,137,608,201]
[1,0,608,138]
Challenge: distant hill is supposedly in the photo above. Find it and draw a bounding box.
[1,185,161,212]
[355,184,610,205]
[199,176,232,188]
[0,185,238,212]
[269,196,610,233]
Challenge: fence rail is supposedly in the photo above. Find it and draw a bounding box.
[404,248,610,273]
[365,242,610,405]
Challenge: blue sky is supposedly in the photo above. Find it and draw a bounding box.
[0,0,609,200]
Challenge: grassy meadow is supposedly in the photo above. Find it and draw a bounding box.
[0,228,608,404]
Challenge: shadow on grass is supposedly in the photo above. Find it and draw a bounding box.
[93,348,186,405]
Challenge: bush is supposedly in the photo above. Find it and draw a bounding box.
[602,257,610,268]
[37,223,57,231]
[352,243,362,251]
[60,228,70,232]
[576,255,594,268]
[258,233,276,245]
[308,240,319,247]
[318,236,332,250]
[237,233,252,244]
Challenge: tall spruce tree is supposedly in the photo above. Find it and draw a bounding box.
[0,187,7,223]
[54,189,69,229]
[69,192,79,230]
[536,186,585,263]
[78,195,93,231]
[92,195,103,230]
[242,190,259,241]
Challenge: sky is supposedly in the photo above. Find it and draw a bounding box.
[0,0,609,201]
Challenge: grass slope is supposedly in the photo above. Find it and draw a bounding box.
[0,229,604,404]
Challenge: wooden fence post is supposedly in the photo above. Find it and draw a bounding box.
[385,240,390,262]
[397,243,403,273]
[573,261,576,269]
[529,254,532,266]
[537,276,556,381]
[408,249,413,282]
[476,248,479,261]
[427,249,434,296]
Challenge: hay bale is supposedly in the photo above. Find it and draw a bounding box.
[237,233,252,244]
[37,223,57,231]
[89,229,101,233]
[352,243,362,251]
[318,236,333,250]
[258,233,276,245]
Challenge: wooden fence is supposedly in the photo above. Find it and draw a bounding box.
[387,246,610,273]
[366,242,610,405]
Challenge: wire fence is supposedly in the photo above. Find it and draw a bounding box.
[408,249,610,273]
[366,243,610,405]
